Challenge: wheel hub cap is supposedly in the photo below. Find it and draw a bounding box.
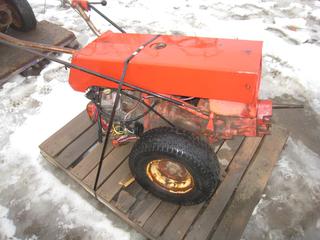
[146,159,194,194]
[0,5,12,28]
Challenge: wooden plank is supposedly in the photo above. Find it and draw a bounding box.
[129,193,162,227]
[83,142,134,189]
[96,195,157,240]
[97,159,132,202]
[212,140,224,152]
[115,190,137,213]
[113,182,145,212]
[159,140,238,240]
[70,140,114,180]
[39,110,92,157]
[143,201,180,238]
[159,203,204,240]
[125,181,144,198]
[55,123,99,169]
[218,137,244,170]
[211,126,289,240]
[184,137,262,240]
[112,181,144,214]
[0,20,76,84]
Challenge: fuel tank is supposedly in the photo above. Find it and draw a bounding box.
[69,31,263,104]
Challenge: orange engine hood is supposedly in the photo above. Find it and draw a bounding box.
[69,32,263,104]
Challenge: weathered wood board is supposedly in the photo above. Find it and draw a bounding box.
[0,20,76,85]
[39,111,289,240]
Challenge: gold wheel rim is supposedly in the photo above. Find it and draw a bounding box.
[146,159,194,194]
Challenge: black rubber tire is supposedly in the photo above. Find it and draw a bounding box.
[7,0,37,32]
[129,127,220,205]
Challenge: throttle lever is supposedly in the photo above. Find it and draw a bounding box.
[88,1,107,6]
[72,0,106,11]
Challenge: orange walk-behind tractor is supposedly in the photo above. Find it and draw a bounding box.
[67,0,272,205]
[68,30,271,205]
[1,0,297,205]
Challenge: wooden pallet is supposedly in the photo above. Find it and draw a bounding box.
[39,111,289,240]
[0,20,76,85]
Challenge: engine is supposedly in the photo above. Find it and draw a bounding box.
[85,87,271,145]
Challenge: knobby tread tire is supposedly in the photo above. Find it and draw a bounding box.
[129,127,220,205]
[8,0,37,32]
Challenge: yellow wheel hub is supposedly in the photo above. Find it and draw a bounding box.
[146,159,194,194]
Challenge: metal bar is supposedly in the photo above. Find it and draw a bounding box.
[0,32,75,54]
[93,35,160,192]
[0,37,183,106]
[89,4,126,33]
[272,103,304,109]
[0,36,211,120]
[73,5,101,36]
[89,1,107,6]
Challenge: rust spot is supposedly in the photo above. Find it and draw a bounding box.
[244,49,252,55]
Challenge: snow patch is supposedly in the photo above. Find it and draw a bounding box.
[0,205,17,239]
[311,8,320,20]
[243,138,320,239]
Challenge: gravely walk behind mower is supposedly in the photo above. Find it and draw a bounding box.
[0,0,302,205]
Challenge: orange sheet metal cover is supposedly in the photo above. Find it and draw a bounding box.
[69,32,263,104]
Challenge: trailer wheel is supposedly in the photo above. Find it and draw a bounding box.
[129,127,220,205]
[7,0,37,32]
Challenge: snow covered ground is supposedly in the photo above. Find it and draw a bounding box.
[0,0,319,239]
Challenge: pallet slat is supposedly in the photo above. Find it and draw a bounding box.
[83,142,134,189]
[217,137,244,170]
[112,182,145,215]
[143,201,180,238]
[184,137,262,240]
[39,111,92,157]
[115,190,138,213]
[70,140,113,180]
[55,123,99,168]
[129,193,162,227]
[211,126,289,240]
[159,203,204,240]
[125,182,145,199]
[97,159,132,202]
